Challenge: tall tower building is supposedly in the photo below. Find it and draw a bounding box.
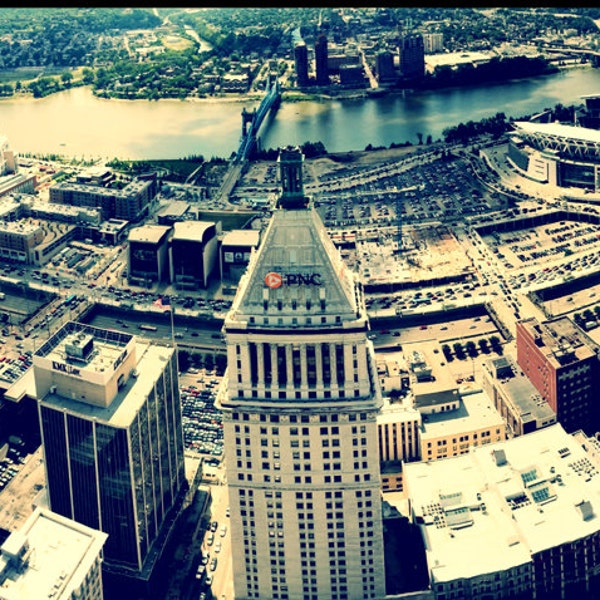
[33,322,187,598]
[315,33,330,86]
[294,42,309,87]
[218,146,386,600]
[399,33,425,81]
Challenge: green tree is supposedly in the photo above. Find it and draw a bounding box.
[61,71,73,87]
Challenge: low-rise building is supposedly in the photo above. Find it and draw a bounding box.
[0,506,107,599]
[482,354,557,437]
[127,224,171,286]
[404,423,600,599]
[419,390,506,462]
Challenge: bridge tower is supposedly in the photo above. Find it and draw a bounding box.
[241,107,256,138]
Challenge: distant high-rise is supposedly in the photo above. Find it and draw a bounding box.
[294,42,309,87]
[399,33,425,80]
[315,33,330,86]
[423,32,444,54]
[376,50,397,84]
[218,146,386,600]
[34,322,187,598]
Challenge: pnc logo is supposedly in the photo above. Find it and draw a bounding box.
[265,272,283,289]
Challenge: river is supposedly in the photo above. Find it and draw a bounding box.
[1,66,600,162]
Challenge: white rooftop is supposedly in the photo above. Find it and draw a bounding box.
[221,229,261,247]
[0,507,107,599]
[172,220,215,242]
[128,224,170,244]
[404,424,600,583]
[420,391,505,441]
[514,120,600,144]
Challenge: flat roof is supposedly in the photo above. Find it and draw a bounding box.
[128,224,171,244]
[221,229,260,247]
[0,507,107,599]
[404,424,600,582]
[420,391,505,440]
[172,220,215,242]
[39,341,172,428]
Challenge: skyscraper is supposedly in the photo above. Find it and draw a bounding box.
[399,33,425,81]
[33,322,187,598]
[315,33,330,86]
[218,146,386,600]
[294,42,309,87]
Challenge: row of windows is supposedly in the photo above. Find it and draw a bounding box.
[232,412,369,423]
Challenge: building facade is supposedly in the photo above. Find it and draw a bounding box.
[170,220,218,289]
[481,355,557,437]
[423,32,444,54]
[516,317,599,435]
[404,424,600,600]
[315,33,330,86]
[294,42,309,87]
[218,147,386,600]
[33,322,186,597]
[127,224,171,286]
[399,33,425,81]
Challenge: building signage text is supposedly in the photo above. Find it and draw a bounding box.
[265,272,322,288]
[52,361,81,376]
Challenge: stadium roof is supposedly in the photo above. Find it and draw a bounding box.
[513,121,600,144]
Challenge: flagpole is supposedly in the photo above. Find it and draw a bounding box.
[170,301,175,347]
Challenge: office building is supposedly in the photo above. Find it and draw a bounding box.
[315,33,330,86]
[49,175,156,222]
[0,136,17,176]
[423,32,444,54]
[127,224,171,286]
[404,423,600,599]
[399,33,425,81]
[33,322,186,598]
[220,229,261,284]
[376,50,397,84]
[170,220,219,290]
[0,507,107,599]
[218,146,385,600]
[294,42,309,87]
[516,316,599,435]
[481,355,557,437]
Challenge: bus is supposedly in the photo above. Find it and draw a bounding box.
[138,324,158,332]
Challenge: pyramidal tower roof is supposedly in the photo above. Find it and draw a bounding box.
[225,146,365,330]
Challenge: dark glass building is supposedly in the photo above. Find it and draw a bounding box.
[399,33,425,81]
[34,322,187,597]
[315,33,329,86]
[170,220,218,289]
[294,42,309,87]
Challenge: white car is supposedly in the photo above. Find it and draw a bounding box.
[215,541,222,553]
[220,524,227,537]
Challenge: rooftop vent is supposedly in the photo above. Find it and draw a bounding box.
[492,449,507,466]
[576,500,594,521]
